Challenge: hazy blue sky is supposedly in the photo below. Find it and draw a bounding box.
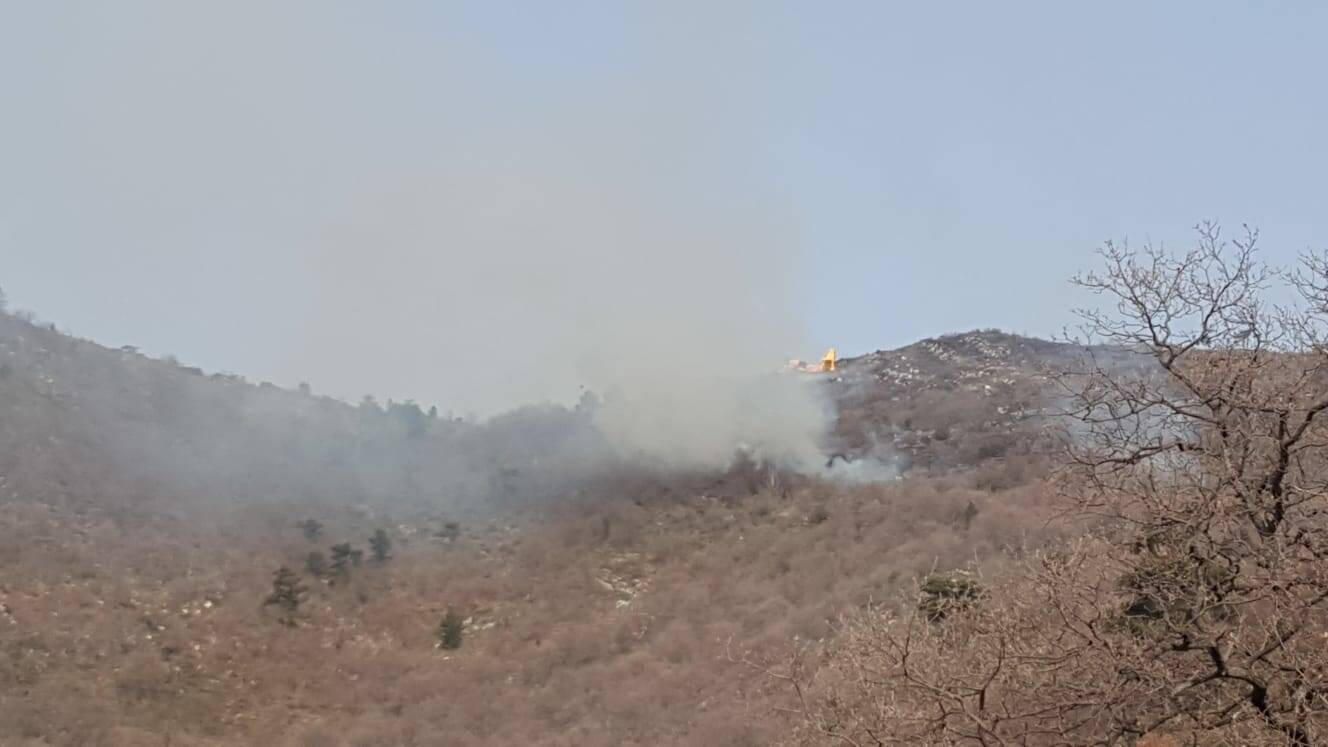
[3,2,1326,409]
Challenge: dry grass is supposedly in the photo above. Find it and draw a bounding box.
[0,313,1068,744]
[0,474,1059,745]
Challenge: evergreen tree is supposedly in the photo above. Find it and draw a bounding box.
[264,567,307,626]
[304,551,327,579]
[436,609,464,650]
[297,519,323,541]
[329,543,360,584]
[369,529,391,562]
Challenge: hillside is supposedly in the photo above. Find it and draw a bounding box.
[827,329,1085,482]
[0,311,618,519]
[0,313,1082,745]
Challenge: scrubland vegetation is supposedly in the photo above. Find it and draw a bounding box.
[5,226,1328,745]
[781,225,1328,746]
[0,302,1057,745]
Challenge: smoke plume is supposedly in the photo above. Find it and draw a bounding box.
[2,3,833,470]
[296,137,829,468]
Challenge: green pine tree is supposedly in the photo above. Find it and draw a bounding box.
[329,543,360,584]
[436,609,464,650]
[369,529,391,562]
[264,567,307,626]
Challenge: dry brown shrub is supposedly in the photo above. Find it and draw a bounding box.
[780,226,1328,746]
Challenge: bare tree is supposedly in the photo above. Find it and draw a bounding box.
[783,223,1328,746]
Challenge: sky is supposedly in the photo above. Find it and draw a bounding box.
[3,2,1327,412]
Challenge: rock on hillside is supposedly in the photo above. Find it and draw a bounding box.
[825,330,1099,473]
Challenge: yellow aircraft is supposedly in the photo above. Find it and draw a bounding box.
[786,348,837,374]
[820,347,837,372]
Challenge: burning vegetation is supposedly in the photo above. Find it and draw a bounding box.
[4,226,1328,745]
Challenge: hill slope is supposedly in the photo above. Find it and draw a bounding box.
[0,314,1082,745]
